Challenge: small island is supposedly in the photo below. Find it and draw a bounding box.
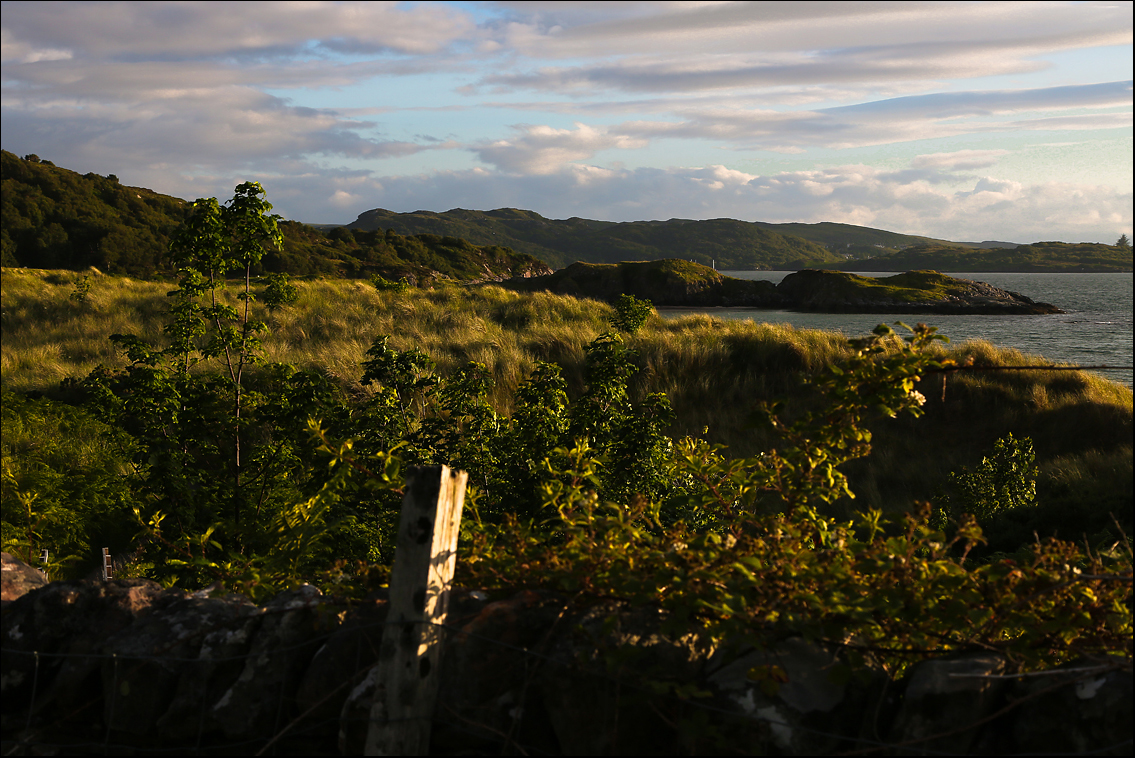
[506,259,1063,314]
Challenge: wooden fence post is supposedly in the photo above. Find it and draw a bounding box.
[364,464,468,756]
[101,548,113,581]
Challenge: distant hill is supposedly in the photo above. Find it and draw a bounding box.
[953,241,1022,249]
[348,208,845,270]
[0,151,547,281]
[747,220,948,254]
[833,242,1132,273]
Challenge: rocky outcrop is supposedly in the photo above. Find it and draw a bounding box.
[2,560,1128,755]
[506,259,783,307]
[509,262,1063,314]
[777,269,1063,314]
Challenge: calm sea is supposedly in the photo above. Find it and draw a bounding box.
[658,272,1134,388]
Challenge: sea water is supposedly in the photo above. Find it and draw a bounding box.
[658,272,1133,388]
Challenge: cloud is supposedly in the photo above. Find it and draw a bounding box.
[0,27,71,63]
[608,81,1134,151]
[474,122,648,174]
[1,1,1128,242]
[475,1,1132,98]
[0,1,474,61]
[493,1,1132,61]
[0,84,439,182]
[458,81,1130,174]
[910,150,1010,171]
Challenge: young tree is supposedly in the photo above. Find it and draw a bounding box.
[167,182,283,525]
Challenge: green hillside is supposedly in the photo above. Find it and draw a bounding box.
[0,151,547,281]
[348,207,842,269]
[749,220,946,255]
[836,242,1133,272]
[0,151,191,276]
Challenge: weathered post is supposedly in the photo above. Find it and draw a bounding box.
[101,548,113,581]
[364,464,468,756]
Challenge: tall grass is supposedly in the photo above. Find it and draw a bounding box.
[3,267,1131,520]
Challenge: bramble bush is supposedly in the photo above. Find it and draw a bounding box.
[311,321,1132,674]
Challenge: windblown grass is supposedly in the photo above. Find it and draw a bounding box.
[4,267,1131,526]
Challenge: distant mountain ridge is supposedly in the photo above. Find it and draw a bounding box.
[349,207,847,270]
[348,207,1131,273]
[833,242,1131,273]
[3,150,1127,276]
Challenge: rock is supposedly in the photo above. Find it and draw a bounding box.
[1,552,48,605]
[1008,662,1133,756]
[430,589,565,756]
[708,637,885,755]
[152,592,262,743]
[511,262,1064,313]
[534,600,715,755]
[887,653,1007,754]
[777,269,1063,314]
[2,579,167,716]
[208,584,335,741]
[2,577,1129,755]
[508,260,783,307]
[293,594,389,751]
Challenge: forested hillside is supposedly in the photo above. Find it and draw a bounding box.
[349,207,844,269]
[748,220,946,255]
[0,151,190,276]
[836,241,1133,272]
[0,151,548,281]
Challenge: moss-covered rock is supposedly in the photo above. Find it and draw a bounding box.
[507,259,781,306]
[511,262,1063,313]
[778,269,1063,314]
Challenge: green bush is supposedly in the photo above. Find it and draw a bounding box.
[1,391,140,578]
[371,273,410,292]
[940,433,1038,523]
[610,293,654,334]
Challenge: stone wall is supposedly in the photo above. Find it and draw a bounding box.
[2,553,1130,755]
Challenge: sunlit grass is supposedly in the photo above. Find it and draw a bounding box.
[3,267,1130,518]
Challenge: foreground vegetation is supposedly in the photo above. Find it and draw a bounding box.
[2,185,1130,682]
[4,264,1130,561]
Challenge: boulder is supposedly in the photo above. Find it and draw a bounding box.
[1,552,48,605]
[887,653,1007,754]
[708,637,886,755]
[1008,662,1133,756]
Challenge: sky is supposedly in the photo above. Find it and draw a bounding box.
[1,1,1132,243]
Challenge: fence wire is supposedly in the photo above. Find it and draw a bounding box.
[2,610,1130,757]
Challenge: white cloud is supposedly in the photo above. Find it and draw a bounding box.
[1,1,474,59]
[910,150,1011,170]
[611,81,1134,151]
[474,122,647,174]
[478,2,1132,97]
[494,1,1132,62]
[0,27,71,63]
